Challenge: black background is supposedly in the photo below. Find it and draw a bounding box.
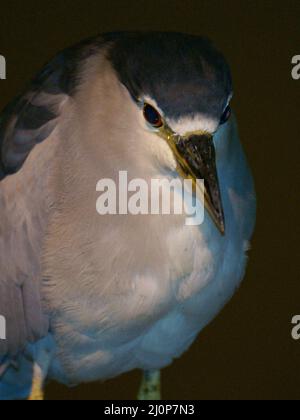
[0,0,299,400]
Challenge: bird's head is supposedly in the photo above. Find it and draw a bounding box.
[100,32,233,234]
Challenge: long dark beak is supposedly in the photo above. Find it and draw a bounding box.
[173,134,225,235]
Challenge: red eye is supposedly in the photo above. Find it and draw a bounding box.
[143,104,163,128]
[220,105,231,125]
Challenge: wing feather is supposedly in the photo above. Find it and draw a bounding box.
[0,37,100,358]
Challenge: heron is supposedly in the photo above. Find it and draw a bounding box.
[0,32,256,400]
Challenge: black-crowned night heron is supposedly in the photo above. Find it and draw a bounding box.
[0,32,256,400]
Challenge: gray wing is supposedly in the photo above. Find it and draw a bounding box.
[0,38,98,358]
[0,38,97,178]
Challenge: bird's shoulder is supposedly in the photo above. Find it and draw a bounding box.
[0,36,104,181]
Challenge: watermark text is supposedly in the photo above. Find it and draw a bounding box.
[291,315,300,340]
[96,171,205,226]
[0,55,6,80]
[0,315,6,340]
[292,55,300,80]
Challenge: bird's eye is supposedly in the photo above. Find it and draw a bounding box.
[143,104,163,128]
[220,105,231,125]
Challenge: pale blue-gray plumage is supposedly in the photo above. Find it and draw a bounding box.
[0,32,256,400]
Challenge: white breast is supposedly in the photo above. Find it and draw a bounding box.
[48,201,248,385]
[46,119,255,385]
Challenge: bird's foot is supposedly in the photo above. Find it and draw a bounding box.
[28,363,44,401]
[137,370,161,400]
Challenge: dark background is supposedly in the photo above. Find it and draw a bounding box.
[0,0,299,400]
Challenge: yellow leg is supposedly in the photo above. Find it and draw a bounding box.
[28,363,44,401]
[138,370,161,400]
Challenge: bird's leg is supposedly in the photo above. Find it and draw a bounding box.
[27,340,54,401]
[28,363,44,401]
[137,370,161,400]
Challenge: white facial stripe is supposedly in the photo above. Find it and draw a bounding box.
[141,96,219,136]
[168,115,219,136]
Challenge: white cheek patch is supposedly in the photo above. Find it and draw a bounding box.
[168,114,219,136]
[146,134,177,171]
